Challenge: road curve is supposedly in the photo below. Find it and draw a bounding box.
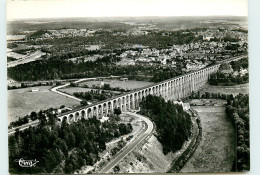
[99,111,154,173]
[50,77,99,102]
[51,83,83,102]
[7,50,45,68]
[50,76,122,103]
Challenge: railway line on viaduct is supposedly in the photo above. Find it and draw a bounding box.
[57,54,246,123]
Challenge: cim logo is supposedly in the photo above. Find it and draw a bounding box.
[15,158,39,167]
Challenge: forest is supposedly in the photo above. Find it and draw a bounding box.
[25,29,199,50]
[9,112,132,174]
[139,95,192,154]
[8,55,184,82]
[226,94,250,171]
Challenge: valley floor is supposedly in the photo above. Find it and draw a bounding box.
[181,100,236,172]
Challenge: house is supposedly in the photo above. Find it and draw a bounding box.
[120,78,128,81]
[174,101,190,111]
[99,82,105,88]
[203,36,214,41]
[31,88,39,92]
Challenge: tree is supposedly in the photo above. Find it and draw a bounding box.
[113,165,120,173]
[64,163,73,174]
[21,82,26,88]
[70,82,78,87]
[80,100,89,106]
[98,139,106,151]
[114,108,121,116]
[30,111,38,121]
[65,132,76,149]
[118,123,127,135]
[48,114,56,126]
[38,111,47,126]
[103,83,111,90]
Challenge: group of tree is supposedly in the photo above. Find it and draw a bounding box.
[208,58,248,86]
[230,57,248,72]
[139,95,192,154]
[209,71,249,86]
[225,44,240,51]
[7,56,16,62]
[189,91,233,101]
[26,29,199,50]
[8,116,29,129]
[8,56,157,81]
[45,46,135,60]
[9,113,132,174]
[223,36,241,42]
[8,82,53,90]
[73,90,113,101]
[8,108,56,129]
[226,94,249,171]
[13,48,36,55]
[150,67,184,82]
[8,52,189,82]
[88,83,130,92]
[27,30,51,40]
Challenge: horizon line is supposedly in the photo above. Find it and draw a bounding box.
[8,15,248,22]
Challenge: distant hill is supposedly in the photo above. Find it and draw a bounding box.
[7,16,247,35]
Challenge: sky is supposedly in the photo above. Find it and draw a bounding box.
[7,0,248,20]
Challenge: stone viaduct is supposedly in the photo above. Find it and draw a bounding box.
[57,55,246,123]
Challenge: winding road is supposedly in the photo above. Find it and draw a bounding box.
[50,82,83,102]
[50,76,122,103]
[7,50,45,68]
[99,111,154,173]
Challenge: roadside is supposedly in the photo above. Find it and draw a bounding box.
[8,120,39,135]
[109,109,199,173]
[76,112,154,174]
[7,50,45,68]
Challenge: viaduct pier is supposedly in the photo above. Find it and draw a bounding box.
[57,55,246,123]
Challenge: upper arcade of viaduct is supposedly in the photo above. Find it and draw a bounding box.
[57,55,246,123]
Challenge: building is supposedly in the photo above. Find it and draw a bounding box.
[120,78,128,81]
[31,88,39,92]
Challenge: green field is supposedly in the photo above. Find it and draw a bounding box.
[8,86,80,124]
[60,87,93,95]
[180,101,236,172]
[79,79,153,90]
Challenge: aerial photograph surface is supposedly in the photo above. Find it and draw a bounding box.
[7,0,249,174]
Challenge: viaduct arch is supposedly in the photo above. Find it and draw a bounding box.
[57,55,246,123]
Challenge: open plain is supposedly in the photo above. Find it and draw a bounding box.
[8,86,80,123]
